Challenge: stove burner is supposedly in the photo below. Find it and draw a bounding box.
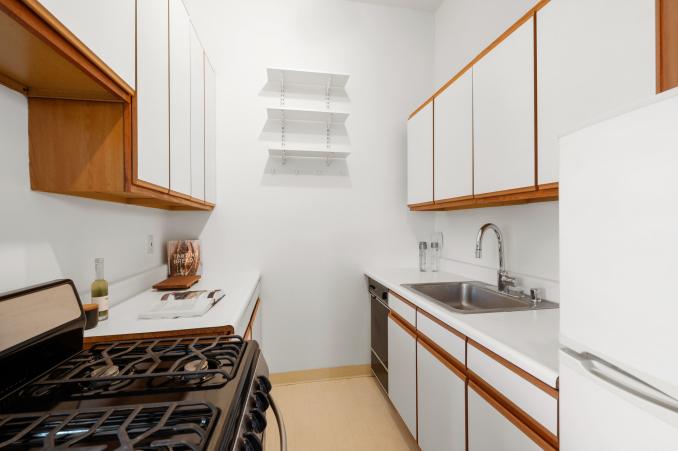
[90,364,120,378]
[13,335,245,400]
[0,401,219,450]
[184,359,209,373]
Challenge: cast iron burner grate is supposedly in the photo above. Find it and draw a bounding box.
[0,400,218,450]
[17,335,245,400]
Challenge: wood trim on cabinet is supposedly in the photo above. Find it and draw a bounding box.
[83,324,234,348]
[407,200,435,209]
[474,185,536,199]
[408,0,551,119]
[468,338,558,398]
[417,308,466,341]
[0,0,130,102]
[133,179,170,194]
[656,0,678,92]
[417,332,466,379]
[409,95,434,119]
[432,194,474,204]
[537,182,558,191]
[244,298,260,341]
[389,290,418,311]
[468,379,557,451]
[389,310,417,339]
[533,12,539,186]
[411,184,558,212]
[0,72,26,93]
[169,190,193,201]
[21,0,134,97]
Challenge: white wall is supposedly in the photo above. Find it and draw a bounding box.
[180,0,436,373]
[433,0,559,301]
[0,86,173,300]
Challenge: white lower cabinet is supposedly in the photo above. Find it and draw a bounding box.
[468,383,543,451]
[387,315,417,439]
[417,342,465,451]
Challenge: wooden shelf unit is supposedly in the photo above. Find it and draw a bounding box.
[0,0,212,211]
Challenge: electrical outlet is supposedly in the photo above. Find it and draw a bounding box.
[146,235,154,254]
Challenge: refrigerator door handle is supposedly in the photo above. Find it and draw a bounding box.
[564,349,678,413]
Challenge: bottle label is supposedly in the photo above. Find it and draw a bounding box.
[93,295,109,312]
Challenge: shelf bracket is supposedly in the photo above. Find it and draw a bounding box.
[280,75,286,106]
[325,75,332,109]
[326,153,333,167]
[325,119,331,149]
[281,148,287,165]
[281,110,286,149]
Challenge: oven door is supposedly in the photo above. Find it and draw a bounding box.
[370,293,388,392]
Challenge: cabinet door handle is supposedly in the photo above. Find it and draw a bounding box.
[565,349,678,412]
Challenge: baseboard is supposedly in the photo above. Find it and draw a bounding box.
[270,364,372,385]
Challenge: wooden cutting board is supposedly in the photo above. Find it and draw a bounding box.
[153,275,201,291]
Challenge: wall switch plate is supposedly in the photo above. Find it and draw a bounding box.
[146,234,154,254]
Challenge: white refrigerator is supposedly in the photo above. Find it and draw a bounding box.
[559,90,678,450]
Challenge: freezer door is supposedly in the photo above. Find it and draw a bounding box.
[560,350,678,451]
[559,92,678,399]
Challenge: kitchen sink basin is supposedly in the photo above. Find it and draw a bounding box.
[401,281,559,314]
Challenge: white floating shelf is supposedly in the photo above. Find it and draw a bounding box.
[267,68,349,88]
[268,147,351,159]
[267,107,349,124]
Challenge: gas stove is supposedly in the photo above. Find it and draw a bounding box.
[0,280,284,451]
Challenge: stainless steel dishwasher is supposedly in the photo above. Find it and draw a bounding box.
[367,277,389,392]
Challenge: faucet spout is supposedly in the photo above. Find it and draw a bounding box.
[475,223,505,273]
[475,223,514,293]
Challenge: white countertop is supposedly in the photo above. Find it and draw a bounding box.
[85,270,261,339]
[365,268,560,388]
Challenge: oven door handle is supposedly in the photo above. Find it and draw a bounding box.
[269,394,287,451]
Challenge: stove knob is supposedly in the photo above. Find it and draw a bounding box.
[240,432,262,451]
[246,408,268,433]
[257,375,272,393]
[252,390,270,411]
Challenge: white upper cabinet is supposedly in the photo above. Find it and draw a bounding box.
[38,0,135,89]
[537,0,656,185]
[473,17,534,195]
[190,26,205,201]
[407,102,433,205]
[434,70,473,201]
[204,57,217,205]
[169,0,191,197]
[136,0,170,189]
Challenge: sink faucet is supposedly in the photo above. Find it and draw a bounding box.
[475,223,516,293]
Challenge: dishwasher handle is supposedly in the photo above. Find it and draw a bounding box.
[269,393,287,451]
[565,349,678,413]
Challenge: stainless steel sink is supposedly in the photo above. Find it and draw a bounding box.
[401,281,559,314]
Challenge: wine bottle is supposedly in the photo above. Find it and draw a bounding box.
[91,258,109,320]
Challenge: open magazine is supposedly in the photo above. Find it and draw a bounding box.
[138,289,224,319]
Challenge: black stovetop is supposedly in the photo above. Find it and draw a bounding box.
[0,336,261,451]
[12,335,245,404]
[0,280,269,451]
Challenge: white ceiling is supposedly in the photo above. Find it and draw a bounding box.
[349,0,444,13]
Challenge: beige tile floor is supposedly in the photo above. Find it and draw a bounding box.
[264,376,419,451]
